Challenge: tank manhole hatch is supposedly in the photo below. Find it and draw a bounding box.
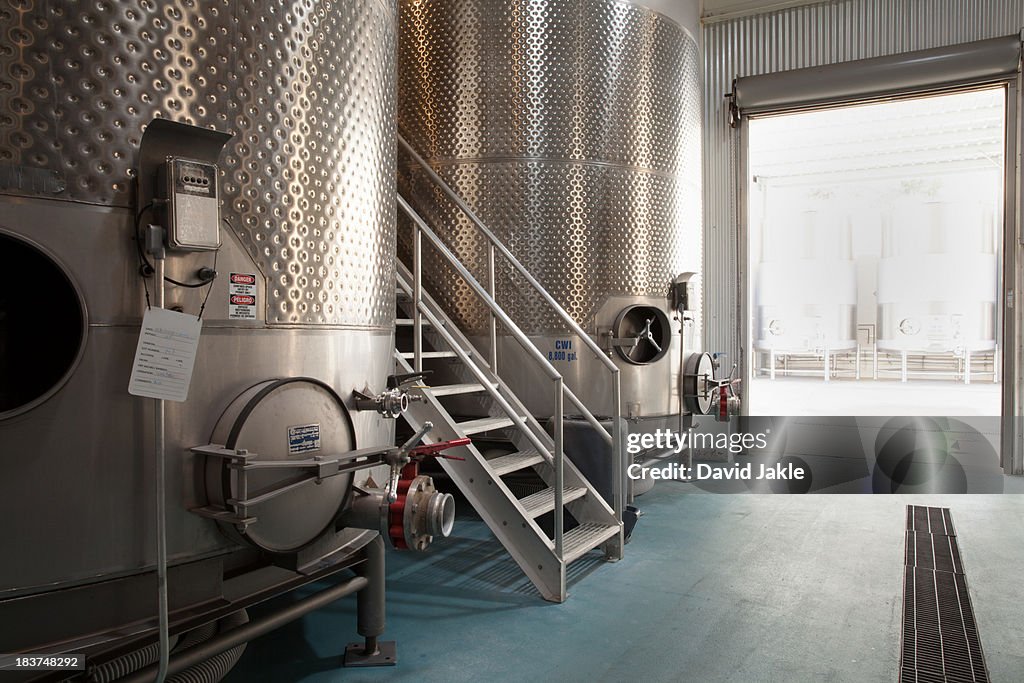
[900,506,989,683]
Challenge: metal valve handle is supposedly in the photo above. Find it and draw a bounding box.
[632,317,662,355]
[387,371,431,389]
[409,437,471,460]
[384,426,471,502]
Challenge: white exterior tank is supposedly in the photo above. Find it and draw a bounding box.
[877,201,998,353]
[755,210,858,353]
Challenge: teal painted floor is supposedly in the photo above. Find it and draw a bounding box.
[224,486,1024,682]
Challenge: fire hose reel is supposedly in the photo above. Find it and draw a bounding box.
[683,352,741,422]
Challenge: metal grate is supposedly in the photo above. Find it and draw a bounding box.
[905,532,964,575]
[901,506,989,683]
[907,506,956,536]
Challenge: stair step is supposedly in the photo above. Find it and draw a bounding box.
[398,350,456,360]
[519,486,587,518]
[396,318,432,326]
[456,416,517,435]
[429,382,490,397]
[488,450,547,476]
[562,523,620,564]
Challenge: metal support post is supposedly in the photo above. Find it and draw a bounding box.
[344,536,395,666]
[144,223,170,683]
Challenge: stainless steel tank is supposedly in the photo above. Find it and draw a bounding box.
[397,0,702,419]
[877,200,998,353]
[755,210,857,353]
[0,0,397,659]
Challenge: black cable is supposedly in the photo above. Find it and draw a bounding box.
[134,202,155,309]
[197,247,219,320]
[196,217,236,319]
[166,275,215,289]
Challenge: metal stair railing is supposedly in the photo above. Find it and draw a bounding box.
[396,264,562,481]
[396,135,624,560]
[396,258,621,536]
[397,198,620,560]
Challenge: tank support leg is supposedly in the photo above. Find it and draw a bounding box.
[344,536,396,667]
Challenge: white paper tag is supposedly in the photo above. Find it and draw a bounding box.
[128,308,202,402]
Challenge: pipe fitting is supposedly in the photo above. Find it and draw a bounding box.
[342,475,454,552]
[391,475,454,551]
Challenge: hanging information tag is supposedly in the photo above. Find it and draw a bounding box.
[128,308,202,402]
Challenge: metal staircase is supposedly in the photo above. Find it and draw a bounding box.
[393,136,625,603]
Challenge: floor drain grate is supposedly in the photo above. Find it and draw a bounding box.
[901,506,989,683]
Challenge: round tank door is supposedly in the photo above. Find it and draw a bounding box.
[205,379,357,554]
[0,232,86,419]
[612,305,672,365]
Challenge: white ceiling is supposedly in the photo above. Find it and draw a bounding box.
[747,88,1006,186]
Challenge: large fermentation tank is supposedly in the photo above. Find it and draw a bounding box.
[878,200,998,353]
[397,0,702,420]
[755,210,857,353]
[0,0,397,663]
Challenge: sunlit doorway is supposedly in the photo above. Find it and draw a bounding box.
[746,87,1005,417]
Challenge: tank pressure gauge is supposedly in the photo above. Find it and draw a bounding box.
[160,157,222,251]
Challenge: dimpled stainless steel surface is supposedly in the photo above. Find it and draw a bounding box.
[0,0,396,328]
[398,0,702,336]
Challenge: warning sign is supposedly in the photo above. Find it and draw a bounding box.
[229,272,257,320]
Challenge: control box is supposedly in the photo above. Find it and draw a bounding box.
[160,157,221,251]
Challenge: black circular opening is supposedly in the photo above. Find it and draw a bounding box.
[0,233,85,417]
[613,305,672,365]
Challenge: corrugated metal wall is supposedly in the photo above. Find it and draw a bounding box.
[702,0,1024,367]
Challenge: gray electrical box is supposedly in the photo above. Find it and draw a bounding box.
[162,157,221,251]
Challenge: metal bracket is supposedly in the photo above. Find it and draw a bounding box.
[726,79,741,129]
[344,640,396,667]
[607,337,639,349]
[190,442,398,527]
[189,423,467,526]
